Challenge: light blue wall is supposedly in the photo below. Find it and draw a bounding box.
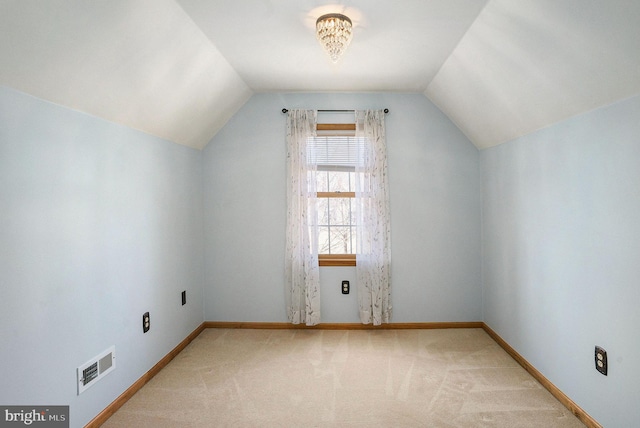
[202,93,482,323]
[0,86,205,428]
[481,95,640,427]
[14,82,635,426]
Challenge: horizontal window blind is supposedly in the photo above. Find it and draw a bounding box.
[308,135,365,169]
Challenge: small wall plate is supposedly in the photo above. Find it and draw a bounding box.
[143,312,150,333]
[595,346,607,376]
[342,280,350,294]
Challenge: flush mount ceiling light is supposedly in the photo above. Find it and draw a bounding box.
[316,13,353,63]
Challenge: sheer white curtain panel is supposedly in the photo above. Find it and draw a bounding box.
[355,110,391,325]
[285,110,321,325]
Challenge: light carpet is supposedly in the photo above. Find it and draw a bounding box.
[102,328,585,427]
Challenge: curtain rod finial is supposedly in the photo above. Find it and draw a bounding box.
[282,108,289,114]
[384,108,389,114]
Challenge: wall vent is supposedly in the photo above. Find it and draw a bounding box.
[77,346,116,395]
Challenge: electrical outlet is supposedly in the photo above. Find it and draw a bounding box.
[181,290,186,306]
[342,280,350,294]
[142,312,150,333]
[595,346,607,375]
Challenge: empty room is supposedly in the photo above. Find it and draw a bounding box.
[1,1,639,427]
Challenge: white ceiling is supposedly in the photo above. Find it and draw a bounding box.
[176,0,488,93]
[427,0,640,148]
[2,0,640,150]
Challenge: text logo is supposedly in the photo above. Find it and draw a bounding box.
[0,407,68,428]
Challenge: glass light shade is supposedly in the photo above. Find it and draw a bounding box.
[316,13,353,63]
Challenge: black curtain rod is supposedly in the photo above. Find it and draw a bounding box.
[281,108,389,114]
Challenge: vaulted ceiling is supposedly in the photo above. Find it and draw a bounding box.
[2,0,639,150]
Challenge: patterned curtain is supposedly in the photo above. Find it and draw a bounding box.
[285,110,321,325]
[355,110,391,325]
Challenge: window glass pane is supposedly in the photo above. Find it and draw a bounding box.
[353,171,366,193]
[329,198,352,226]
[318,226,330,254]
[327,170,351,193]
[315,170,329,192]
[349,198,356,225]
[317,198,329,225]
[329,227,354,254]
[350,227,357,253]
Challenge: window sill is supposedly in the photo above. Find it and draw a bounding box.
[319,254,356,267]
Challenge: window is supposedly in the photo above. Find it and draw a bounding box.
[316,168,356,266]
[311,124,360,266]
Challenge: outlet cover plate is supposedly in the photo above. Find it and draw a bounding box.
[342,280,350,294]
[595,346,607,375]
[143,312,150,333]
